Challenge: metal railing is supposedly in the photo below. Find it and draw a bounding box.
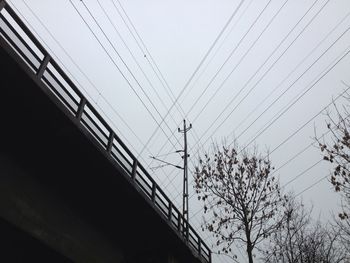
[0,1,211,262]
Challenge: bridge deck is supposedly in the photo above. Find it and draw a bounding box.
[0,1,211,262]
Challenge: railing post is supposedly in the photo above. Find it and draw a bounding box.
[36,54,50,79]
[184,220,189,241]
[151,183,156,202]
[209,250,212,263]
[168,203,172,222]
[178,214,181,232]
[107,131,114,154]
[76,97,86,121]
[131,159,137,181]
[198,240,202,257]
[0,0,6,11]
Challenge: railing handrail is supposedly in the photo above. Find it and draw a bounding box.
[0,1,211,262]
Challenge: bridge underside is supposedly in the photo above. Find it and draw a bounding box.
[0,37,200,262]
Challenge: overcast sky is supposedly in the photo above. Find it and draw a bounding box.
[5,0,350,261]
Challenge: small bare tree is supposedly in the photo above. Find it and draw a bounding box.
[263,197,349,263]
[316,95,350,253]
[194,144,287,263]
[316,97,350,209]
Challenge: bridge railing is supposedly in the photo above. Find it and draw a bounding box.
[0,2,211,262]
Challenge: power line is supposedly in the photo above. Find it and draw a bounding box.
[179,0,255,105]
[19,0,155,155]
[296,174,328,197]
[190,0,327,153]
[283,159,323,188]
[268,89,350,157]
[112,0,185,116]
[186,0,275,118]
[21,0,184,198]
[109,0,205,161]
[70,1,193,196]
[271,143,315,176]
[183,0,322,188]
[138,0,246,157]
[188,94,350,219]
[190,0,292,122]
[268,112,346,176]
[69,0,182,153]
[177,78,348,211]
[94,0,186,169]
[10,0,159,172]
[16,2,188,197]
[162,0,294,194]
[96,0,181,127]
[109,0,193,144]
[235,24,350,145]
[142,0,250,182]
[80,0,185,151]
[178,2,328,197]
[229,10,350,142]
[241,45,350,153]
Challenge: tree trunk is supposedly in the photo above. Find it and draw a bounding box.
[246,239,254,263]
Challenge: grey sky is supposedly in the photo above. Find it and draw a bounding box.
[6,0,350,261]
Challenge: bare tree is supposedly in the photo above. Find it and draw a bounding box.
[316,95,350,254]
[316,97,350,212]
[332,213,350,255]
[263,197,349,263]
[194,144,287,263]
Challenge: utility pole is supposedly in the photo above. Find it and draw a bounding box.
[150,119,192,240]
[178,119,192,239]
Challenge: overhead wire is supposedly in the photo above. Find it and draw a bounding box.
[10,0,159,172]
[20,0,184,204]
[282,159,323,188]
[109,0,200,152]
[70,1,195,195]
[30,1,348,252]
[193,17,348,262]
[69,0,183,154]
[66,0,180,196]
[234,17,350,145]
[240,44,350,153]
[170,22,348,235]
[81,0,186,152]
[179,0,255,105]
[190,0,320,129]
[267,87,350,157]
[188,89,350,220]
[185,0,275,118]
[19,0,153,154]
[138,0,246,158]
[295,174,329,197]
[96,0,182,134]
[162,0,283,196]
[169,0,323,196]
[110,0,205,157]
[94,0,191,186]
[189,0,291,123]
[16,2,342,260]
[141,0,250,190]
[269,111,348,176]
[190,0,326,153]
[112,0,184,116]
[271,142,316,176]
[228,9,350,142]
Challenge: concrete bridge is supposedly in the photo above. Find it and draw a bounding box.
[0,1,211,262]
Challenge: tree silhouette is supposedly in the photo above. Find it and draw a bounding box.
[194,143,287,263]
[316,96,350,254]
[263,197,348,263]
